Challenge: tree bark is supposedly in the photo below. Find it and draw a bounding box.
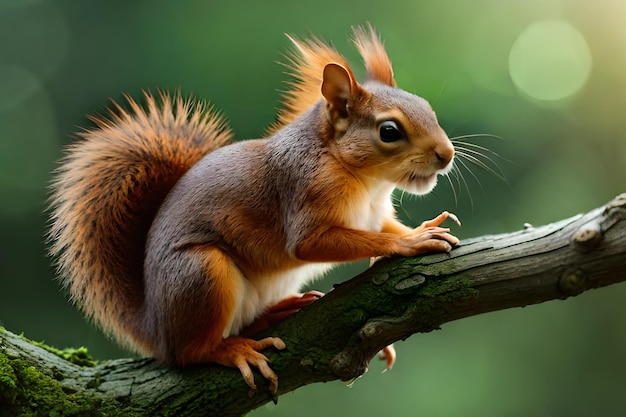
[1,193,625,417]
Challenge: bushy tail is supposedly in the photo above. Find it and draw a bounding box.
[48,92,232,353]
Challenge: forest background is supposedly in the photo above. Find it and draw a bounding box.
[0,0,624,416]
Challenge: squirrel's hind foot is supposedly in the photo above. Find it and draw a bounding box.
[207,336,286,395]
[240,291,324,337]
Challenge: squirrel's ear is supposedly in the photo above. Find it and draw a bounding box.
[321,63,358,126]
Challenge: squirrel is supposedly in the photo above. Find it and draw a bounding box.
[48,25,460,394]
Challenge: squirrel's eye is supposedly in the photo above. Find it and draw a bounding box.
[379,120,403,143]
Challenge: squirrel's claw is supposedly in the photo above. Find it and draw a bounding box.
[209,336,286,395]
[447,212,461,227]
[415,211,461,247]
[267,291,324,313]
[240,291,324,337]
[419,211,461,228]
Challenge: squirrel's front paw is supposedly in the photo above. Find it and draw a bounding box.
[394,225,458,257]
[395,211,461,257]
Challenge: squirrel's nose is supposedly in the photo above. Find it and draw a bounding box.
[434,142,454,169]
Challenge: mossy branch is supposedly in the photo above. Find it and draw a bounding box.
[1,193,625,417]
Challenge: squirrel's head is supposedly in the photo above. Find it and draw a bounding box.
[273,24,454,195]
[321,61,454,196]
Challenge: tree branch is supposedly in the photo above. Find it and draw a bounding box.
[2,193,625,416]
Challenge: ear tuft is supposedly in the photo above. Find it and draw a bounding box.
[269,26,392,134]
[352,24,395,86]
[268,35,351,134]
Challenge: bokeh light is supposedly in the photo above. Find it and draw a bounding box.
[509,20,592,101]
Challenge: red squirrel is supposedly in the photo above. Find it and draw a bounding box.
[48,26,459,394]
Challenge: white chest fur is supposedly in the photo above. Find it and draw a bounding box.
[225,262,334,337]
[225,180,396,337]
[344,181,396,232]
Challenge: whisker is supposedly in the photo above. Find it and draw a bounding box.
[453,140,515,167]
[455,147,504,175]
[440,132,511,207]
[450,160,465,186]
[455,155,485,193]
[451,157,475,208]
[431,79,449,107]
[450,133,503,141]
[453,140,501,156]
[444,167,459,206]
[455,150,507,183]
[398,187,406,207]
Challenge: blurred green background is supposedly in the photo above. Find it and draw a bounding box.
[1,0,625,415]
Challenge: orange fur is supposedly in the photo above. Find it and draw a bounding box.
[381,217,414,235]
[352,23,396,86]
[48,92,232,352]
[49,27,458,394]
[269,25,395,134]
[269,35,350,133]
[179,246,243,363]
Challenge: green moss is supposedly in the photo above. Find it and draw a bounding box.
[417,275,477,299]
[0,348,19,408]
[0,349,148,417]
[0,330,135,416]
[0,352,100,417]
[406,274,478,330]
[17,333,96,368]
[31,343,96,368]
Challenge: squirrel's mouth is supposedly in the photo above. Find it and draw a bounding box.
[399,172,438,195]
